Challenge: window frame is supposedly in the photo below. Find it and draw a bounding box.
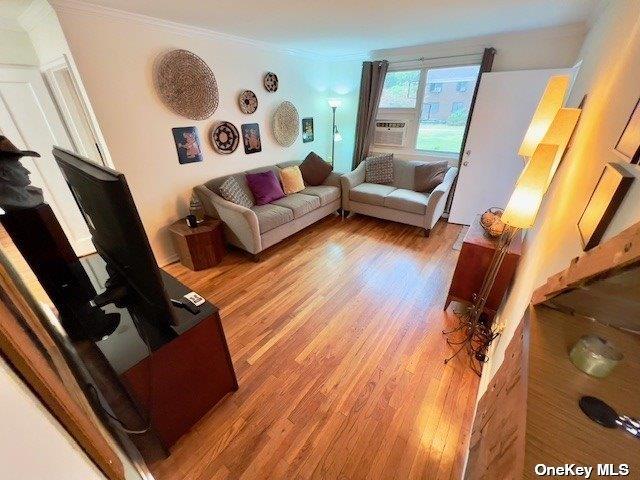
[375,57,482,158]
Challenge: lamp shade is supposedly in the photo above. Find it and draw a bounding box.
[502,143,558,229]
[328,99,342,109]
[518,75,570,158]
[540,107,581,187]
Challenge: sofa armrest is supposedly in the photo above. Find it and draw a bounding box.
[193,185,262,254]
[322,171,342,188]
[424,166,459,229]
[340,163,366,209]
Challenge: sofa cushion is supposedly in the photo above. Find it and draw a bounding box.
[349,183,396,206]
[365,154,394,184]
[246,170,285,205]
[271,193,320,218]
[415,161,448,192]
[279,166,305,195]
[218,176,254,208]
[300,185,340,206]
[251,204,294,233]
[300,152,333,186]
[384,188,429,215]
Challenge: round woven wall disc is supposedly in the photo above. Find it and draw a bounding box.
[211,122,239,154]
[239,90,258,114]
[155,49,218,120]
[264,72,278,92]
[272,101,300,147]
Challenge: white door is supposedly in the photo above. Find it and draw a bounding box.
[0,65,95,256]
[448,68,571,225]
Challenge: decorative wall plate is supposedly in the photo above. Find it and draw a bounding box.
[272,101,299,147]
[155,49,218,120]
[211,122,240,154]
[238,90,258,114]
[263,72,278,92]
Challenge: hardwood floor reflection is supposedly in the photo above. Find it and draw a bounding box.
[157,215,478,480]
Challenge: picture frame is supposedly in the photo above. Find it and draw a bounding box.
[614,97,640,164]
[241,123,262,154]
[302,117,314,143]
[578,162,634,251]
[172,127,203,164]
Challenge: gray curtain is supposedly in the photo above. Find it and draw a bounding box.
[352,60,389,169]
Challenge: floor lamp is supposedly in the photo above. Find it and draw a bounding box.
[328,99,342,166]
[444,143,558,375]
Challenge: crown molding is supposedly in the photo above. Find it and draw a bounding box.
[49,0,355,61]
[19,0,55,32]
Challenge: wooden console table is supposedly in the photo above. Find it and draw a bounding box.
[446,215,522,318]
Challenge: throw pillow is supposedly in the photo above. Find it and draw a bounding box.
[414,161,448,192]
[246,170,285,205]
[299,151,332,186]
[219,176,254,208]
[279,166,305,195]
[365,154,394,184]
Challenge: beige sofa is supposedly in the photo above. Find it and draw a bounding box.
[194,161,341,258]
[341,159,458,236]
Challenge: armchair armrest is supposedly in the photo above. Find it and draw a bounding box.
[424,167,458,229]
[340,163,366,209]
[193,185,262,254]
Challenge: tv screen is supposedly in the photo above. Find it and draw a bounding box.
[53,147,176,327]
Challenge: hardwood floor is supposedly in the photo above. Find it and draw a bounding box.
[156,215,479,480]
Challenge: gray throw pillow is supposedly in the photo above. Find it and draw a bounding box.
[219,176,254,208]
[365,154,394,184]
[414,161,448,192]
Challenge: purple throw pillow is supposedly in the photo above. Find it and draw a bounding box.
[245,170,285,205]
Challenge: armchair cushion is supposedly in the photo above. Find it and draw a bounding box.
[300,151,333,186]
[349,183,396,206]
[365,154,394,184]
[415,161,448,192]
[384,189,429,215]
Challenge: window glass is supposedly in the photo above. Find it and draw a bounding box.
[379,70,421,109]
[417,65,480,153]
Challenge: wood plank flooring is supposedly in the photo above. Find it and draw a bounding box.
[155,215,479,480]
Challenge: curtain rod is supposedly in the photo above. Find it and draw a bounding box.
[388,52,484,64]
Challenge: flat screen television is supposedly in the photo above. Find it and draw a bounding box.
[53,147,176,327]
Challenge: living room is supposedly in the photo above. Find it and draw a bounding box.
[0,0,639,479]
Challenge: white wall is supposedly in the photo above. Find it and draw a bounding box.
[0,27,38,65]
[477,0,640,397]
[54,4,347,265]
[0,356,106,480]
[366,23,588,164]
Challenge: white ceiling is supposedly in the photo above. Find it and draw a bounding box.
[0,0,33,20]
[60,0,601,56]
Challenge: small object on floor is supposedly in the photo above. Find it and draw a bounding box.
[579,396,640,440]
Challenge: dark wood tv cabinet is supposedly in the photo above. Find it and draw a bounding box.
[74,254,237,459]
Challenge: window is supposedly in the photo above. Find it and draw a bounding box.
[378,64,480,155]
[379,70,421,109]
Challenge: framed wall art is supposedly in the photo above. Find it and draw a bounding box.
[172,126,203,164]
[578,162,634,251]
[615,97,640,164]
[241,123,262,154]
[302,117,314,143]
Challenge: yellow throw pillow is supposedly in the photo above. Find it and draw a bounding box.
[279,166,305,195]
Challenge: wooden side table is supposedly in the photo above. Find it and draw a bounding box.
[445,215,522,319]
[169,217,226,270]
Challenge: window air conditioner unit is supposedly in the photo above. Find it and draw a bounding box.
[374,121,406,148]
